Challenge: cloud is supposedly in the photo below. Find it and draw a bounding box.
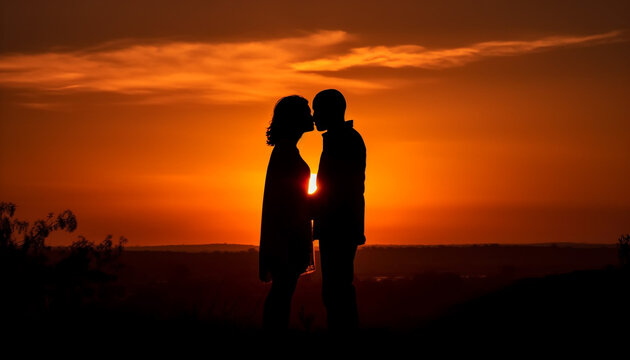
[0,30,380,104]
[0,30,624,105]
[292,30,625,71]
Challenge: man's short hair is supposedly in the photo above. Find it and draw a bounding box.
[314,89,346,115]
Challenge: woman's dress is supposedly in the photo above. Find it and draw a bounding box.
[259,144,314,282]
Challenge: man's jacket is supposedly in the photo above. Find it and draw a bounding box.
[313,120,366,245]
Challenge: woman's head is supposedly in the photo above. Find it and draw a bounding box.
[266,95,314,146]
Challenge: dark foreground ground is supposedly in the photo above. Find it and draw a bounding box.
[3,244,629,351]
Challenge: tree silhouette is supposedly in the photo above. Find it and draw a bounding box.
[0,201,127,324]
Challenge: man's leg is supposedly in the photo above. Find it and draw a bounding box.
[320,239,359,331]
[340,242,359,330]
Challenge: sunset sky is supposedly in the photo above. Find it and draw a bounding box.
[1,0,629,246]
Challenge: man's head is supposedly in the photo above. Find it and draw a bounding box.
[313,89,346,131]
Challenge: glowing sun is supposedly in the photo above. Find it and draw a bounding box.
[308,173,317,194]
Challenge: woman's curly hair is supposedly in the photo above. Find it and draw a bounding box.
[266,95,308,146]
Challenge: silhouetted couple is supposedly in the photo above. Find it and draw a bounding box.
[259,89,366,333]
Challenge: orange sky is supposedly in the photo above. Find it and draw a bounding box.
[1,0,629,246]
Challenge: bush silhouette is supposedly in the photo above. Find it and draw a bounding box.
[0,201,127,324]
[618,234,630,269]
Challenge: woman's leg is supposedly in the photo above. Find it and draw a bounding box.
[262,271,300,331]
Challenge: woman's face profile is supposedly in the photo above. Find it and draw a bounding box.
[301,103,314,133]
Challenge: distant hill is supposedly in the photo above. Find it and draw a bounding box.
[118,243,617,284]
[125,243,258,253]
[124,242,614,253]
[363,242,615,248]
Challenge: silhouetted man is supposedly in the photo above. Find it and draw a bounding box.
[312,89,366,332]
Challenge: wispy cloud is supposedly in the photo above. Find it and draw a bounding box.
[0,30,379,104]
[0,30,624,105]
[293,30,624,71]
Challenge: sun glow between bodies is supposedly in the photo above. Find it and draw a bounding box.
[308,174,317,195]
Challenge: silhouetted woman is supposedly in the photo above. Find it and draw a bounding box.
[260,95,315,331]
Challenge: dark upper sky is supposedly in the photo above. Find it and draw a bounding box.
[3,0,629,52]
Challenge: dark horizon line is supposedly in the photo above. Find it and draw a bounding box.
[113,241,617,250]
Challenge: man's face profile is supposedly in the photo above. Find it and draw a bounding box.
[313,101,328,132]
[313,89,346,132]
